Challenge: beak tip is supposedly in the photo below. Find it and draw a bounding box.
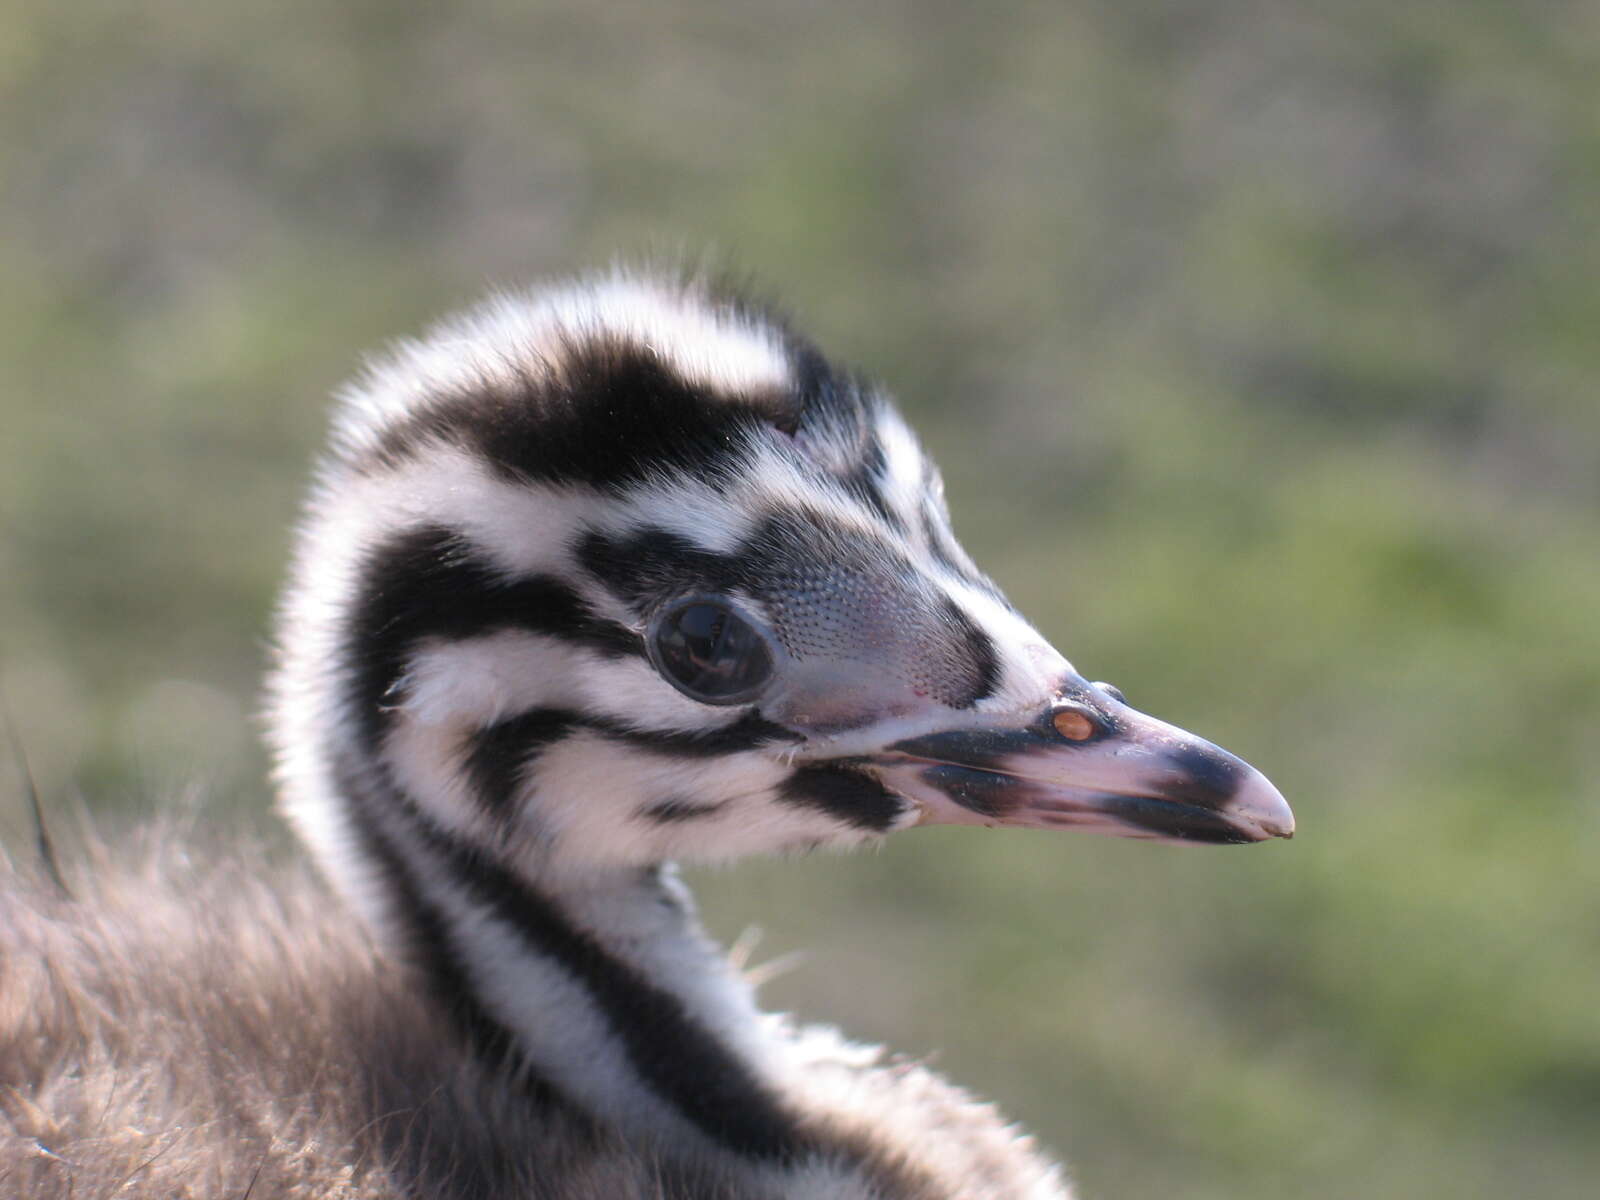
[1232,771,1295,843]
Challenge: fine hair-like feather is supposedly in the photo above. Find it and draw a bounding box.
[0,822,1060,1199]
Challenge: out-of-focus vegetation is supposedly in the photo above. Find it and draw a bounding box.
[2,2,1597,1196]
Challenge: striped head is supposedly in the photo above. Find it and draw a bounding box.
[270,272,1292,902]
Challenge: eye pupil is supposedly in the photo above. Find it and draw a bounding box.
[649,599,774,705]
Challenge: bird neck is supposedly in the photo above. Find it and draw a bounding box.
[333,750,810,1162]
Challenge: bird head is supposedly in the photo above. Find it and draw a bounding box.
[273,272,1292,881]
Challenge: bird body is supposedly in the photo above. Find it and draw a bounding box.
[0,271,1292,1198]
[2,830,1062,1198]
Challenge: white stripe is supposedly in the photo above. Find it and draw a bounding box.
[525,736,871,870]
[874,406,932,531]
[376,807,797,1153]
[941,577,1072,713]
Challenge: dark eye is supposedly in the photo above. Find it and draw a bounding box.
[648,598,775,705]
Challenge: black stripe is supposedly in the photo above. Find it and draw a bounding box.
[916,764,1030,820]
[576,526,741,610]
[889,724,1053,770]
[363,336,799,489]
[922,507,966,577]
[1108,795,1256,845]
[637,797,728,823]
[464,710,579,822]
[464,708,794,791]
[346,525,643,750]
[332,754,584,1126]
[836,431,906,533]
[940,595,1002,708]
[589,710,795,757]
[788,353,906,531]
[786,340,881,442]
[778,764,904,832]
[788,342,846,428]
[1159,744,1243,811]
[384,791,811,1161]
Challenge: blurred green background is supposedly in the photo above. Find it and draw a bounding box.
[3,2,1597,1196]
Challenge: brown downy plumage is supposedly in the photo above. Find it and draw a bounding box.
[0,824,1061,1199]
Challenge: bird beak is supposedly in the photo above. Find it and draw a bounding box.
[868,678,1294,845]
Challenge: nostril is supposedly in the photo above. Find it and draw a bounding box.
[1092,680,1126,705]
[1050,705,1100,742]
